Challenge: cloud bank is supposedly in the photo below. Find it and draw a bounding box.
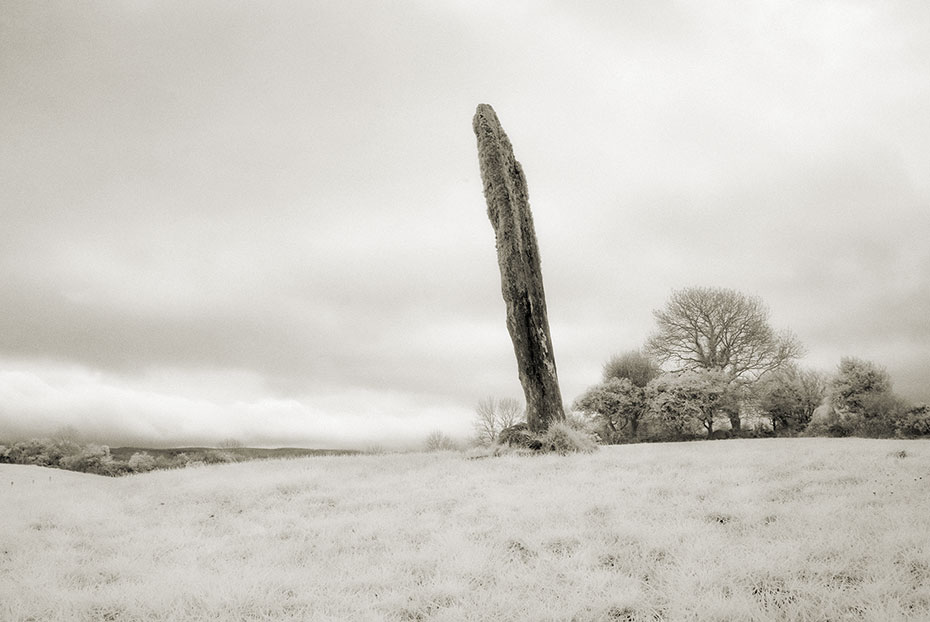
[1,1,928,446]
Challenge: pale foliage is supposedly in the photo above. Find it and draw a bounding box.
[817,357,907,437]
[574,378,648,442]
[3,440,930,621]
[647,369,736,437]
[602,350,661,387]
[127,452,156,473]
[538,421,598,454]
[831,356,892,416]
[757,365,827,433]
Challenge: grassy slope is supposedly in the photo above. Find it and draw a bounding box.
[2,438,929,622]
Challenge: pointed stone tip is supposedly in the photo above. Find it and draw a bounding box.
[473,103,500,136]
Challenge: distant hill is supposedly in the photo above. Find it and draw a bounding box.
[109,446,361,461]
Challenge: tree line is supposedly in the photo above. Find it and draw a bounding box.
[0,441,359,476]
[0,439,240,475]
[479,286,929,444]
[574,286,928,442]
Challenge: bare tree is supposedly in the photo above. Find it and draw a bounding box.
[645,287,804,430]
[474,397,524,446]
[646,287,803,380]
[497,397,522,429]
[474,397,498,446]
[796,367,828,424]
[424,430,459,452]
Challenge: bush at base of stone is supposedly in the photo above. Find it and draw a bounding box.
[496,421,598,455]
[496,423,535,448]
[539,421,598,455]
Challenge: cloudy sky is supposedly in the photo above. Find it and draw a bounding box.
[2,1,928,448]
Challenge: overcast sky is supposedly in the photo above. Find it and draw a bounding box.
[2,1,928,448]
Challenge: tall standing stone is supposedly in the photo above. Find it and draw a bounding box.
[472,103,565,434]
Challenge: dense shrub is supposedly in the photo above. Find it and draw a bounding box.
[154,454,184,470]
[46,439,83,465]
[808,392,910,439]
[573,378,648,443]
[831,357,892,415]
[855,391,907,437]
[127,452,156,473]
[107,461,133,476]
[819,357,908,438]
[539,422,598,455]
[0,438,83,468]
[564,409,601,439]
[6,438,53,466]
[805,406,856,437]
[491,420,598,455]
[59,444,115,475]
[896,404,930,437]
[643,371,735,440]
[203,450,237,464]
[497,423,536,449]
[756,366,825,435]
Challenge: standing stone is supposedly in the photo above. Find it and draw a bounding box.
[472,103,565,434]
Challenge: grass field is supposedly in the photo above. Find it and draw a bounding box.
[2,438,929,621]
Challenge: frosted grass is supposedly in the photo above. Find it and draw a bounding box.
[2,438,929,621]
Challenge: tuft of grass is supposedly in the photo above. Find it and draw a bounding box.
[2,438,929,621]
[539,421,599,455]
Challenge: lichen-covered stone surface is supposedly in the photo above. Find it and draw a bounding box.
[473,103,564,433]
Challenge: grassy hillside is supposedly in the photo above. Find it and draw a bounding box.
[2,438,929,621]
